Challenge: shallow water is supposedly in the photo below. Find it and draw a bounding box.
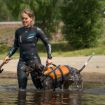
[0,78,105,105]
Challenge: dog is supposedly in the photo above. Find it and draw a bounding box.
[41,64,83,91]
[41,55,93,91]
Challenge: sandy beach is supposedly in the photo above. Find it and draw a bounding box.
[0,55,105,73]
[0,55,105,82]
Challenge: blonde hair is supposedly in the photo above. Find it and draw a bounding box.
[21,8,35,25]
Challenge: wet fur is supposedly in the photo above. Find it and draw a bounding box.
[41,66,83,91]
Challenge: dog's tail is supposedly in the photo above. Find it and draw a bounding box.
[78,53,94,73]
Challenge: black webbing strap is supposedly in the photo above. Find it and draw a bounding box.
[42,65,58,82]
[43,65,66,90]
[49,66,57,88]
[64,65,71,73]
[57,66,64,83]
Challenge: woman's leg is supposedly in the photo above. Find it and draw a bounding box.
[17,60,28,91]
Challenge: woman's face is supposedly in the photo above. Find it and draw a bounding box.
[21,13,33,27]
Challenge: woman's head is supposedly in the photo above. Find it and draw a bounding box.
[21,8,35,27]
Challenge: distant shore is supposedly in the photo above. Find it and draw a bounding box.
[0,56,105,82]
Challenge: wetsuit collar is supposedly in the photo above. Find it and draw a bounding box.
[24,25,33,29]
[23,26,33,31]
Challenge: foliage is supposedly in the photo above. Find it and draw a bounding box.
[61,0,103,49]
[0,1,12,21]
[30,0,61,37]
[0,42,105,58]
[3,0,62,38]
[0,0,105,49]
[99,0,105,15]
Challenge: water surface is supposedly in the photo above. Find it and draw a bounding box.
[0,78,105,105]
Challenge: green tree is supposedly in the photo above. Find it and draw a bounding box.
[30,0,61,38]
[4,0,30,20]
[61,0,102,49]
[0,1,12,21]
[4,0,61,38]
[99,0,105,17]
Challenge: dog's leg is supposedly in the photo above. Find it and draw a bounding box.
[61,84,64,91]
[70,72,83,90]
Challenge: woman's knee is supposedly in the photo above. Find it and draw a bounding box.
[17,61,28,89]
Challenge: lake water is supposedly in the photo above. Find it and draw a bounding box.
[0,78,105,105]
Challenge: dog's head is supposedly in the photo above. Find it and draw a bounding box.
[41,64,56,90]
[41,76,54,90]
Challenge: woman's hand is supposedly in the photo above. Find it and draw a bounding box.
[4,56,11,64]
[46,58,52,65]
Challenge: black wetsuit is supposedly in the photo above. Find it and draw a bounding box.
[8,26,52,90]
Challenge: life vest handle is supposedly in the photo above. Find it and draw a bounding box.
[46,63,56,67]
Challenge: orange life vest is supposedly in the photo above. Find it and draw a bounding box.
[44,64,70,79]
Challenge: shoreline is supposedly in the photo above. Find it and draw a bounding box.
[0,55,105,73]
[0,55,105,82]
[0,71,105,83]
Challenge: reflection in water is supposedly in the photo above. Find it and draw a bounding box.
[0,89,105,105]
[17,90,82,105]
[41,91,82,105]
[18,91,26,105]
[1,78,105,105]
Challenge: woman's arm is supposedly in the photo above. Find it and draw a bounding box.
[36,27,52,60]
[7,30,19,58]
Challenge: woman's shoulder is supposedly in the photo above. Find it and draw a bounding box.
[32,26,42,31]
[15,27,24,34]
[35,26,44,34]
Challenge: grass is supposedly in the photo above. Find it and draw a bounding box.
[35,41,105,57]
[52,46,105,57]
[0,22,105,59]
[0,42,105,59]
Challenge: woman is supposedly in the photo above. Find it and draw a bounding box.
[4,8,52,91]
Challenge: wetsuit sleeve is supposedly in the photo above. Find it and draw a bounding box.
[7,30,19,57]
[37,28,52,59]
